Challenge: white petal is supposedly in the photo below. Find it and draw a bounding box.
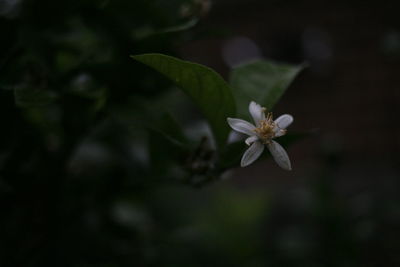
[274,114,293,131]
[241,141,264,167]
[249,101,265,126]
[267,140,292,170]
[227,118,256,136]
[274,129,287,138]
[245,135,259,146]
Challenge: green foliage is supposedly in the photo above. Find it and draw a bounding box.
[0,0,307,265]
[148,112,189,178]
[230,59,305,118]
[14,86,57,108]
[132,54,305,177]
[1,1,397,266]
[132,53,236,149]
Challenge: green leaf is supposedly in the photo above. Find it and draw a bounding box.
[148,127,186,176]
[216,140,245,171]
[147,113,191,180]
[230,59,305,118]
[132,53,236,149]
[14,86,57,108]
[156,112,188,145]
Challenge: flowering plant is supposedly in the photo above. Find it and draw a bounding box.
[228,101,293,169]
[133,54,304,184]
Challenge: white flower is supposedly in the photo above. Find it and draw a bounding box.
[227,101,293,170]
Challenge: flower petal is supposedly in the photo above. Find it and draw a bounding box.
[227,118,256,136]
[274,129,287,138]
[241,141,264,167]
[274,114,293,131]
[249,101,265,126]
[245,135,259,146]
[267,140,292,170]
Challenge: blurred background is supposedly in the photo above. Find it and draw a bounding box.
[1,0,399,266]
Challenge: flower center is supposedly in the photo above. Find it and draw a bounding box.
[254,112,276,144]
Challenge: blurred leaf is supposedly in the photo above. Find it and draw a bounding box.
[217,140,245,171]
[147,111,189,179]
[156,111,188,145]
[161,18,198,34]
[193,187,269,261]
[148,127,187,179]
[14,86,57,108]
[133,18,198,40]
[56,51,81,73]
[69,79,108,113]
[132,53,236,149]
[230,59,305,118]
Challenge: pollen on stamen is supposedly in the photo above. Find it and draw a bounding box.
[265,112,274,122]
[254,115,276,143]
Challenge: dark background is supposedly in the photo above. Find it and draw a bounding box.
[1,0,399,266]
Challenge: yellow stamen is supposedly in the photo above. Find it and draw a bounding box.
[254,111,276,144]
